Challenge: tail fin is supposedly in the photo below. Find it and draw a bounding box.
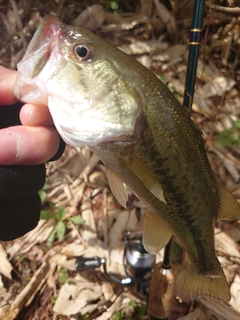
[174,258,231,301]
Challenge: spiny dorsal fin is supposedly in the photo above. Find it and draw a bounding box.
[106,167,128,208]
[143,209,172,254]
[122,153,166,204]
[218,181,240,220]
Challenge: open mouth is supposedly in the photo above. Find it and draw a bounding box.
[14,15,64,103]
[16,15,63,80]
[24,15,62,58]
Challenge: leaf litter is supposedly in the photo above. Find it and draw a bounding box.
[0,0,240,319]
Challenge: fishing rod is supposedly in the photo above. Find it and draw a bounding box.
[148,238,174,320]
[148,1,206,319]
[183,0,206,113]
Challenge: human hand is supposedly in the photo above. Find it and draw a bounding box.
[0,66,60,164]
[0,66,65,240]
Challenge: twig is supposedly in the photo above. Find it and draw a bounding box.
[87,288,124,320]
[206,2,240,14]
[214,220,239,234]
[10,0,28,50]
[153,0,178,43]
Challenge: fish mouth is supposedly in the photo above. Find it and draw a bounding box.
[22,15,63,78]
[25,15,62,59]
[14,15,63,103]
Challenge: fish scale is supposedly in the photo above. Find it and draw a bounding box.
[14,14,240,301]
[93,91,219,271]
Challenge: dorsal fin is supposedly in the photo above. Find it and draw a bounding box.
[218,181,240,220]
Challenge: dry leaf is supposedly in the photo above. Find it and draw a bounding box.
[61,242,85,257]
[95,294,123,320]
[199,297,240,320]
[6,220,55,259]
[73,5,105,31]
[10,259,51,315]
[215,229,240,264]
[102,282,115,301]
[177,307,206,320]
[108,209,138,248]
[230,275,240,312]
[0,244,13,279]
[81,201,97,244]
[122,40,168,55]
[153,0,177,42]
[201,76,236,98]
[162,44,186,67]
[53,274,102,315]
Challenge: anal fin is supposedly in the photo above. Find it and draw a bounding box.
[143,209,172,254]
[218,181,240,220]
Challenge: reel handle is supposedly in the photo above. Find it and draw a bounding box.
[76,256,103,271]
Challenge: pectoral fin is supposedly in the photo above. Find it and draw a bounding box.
[106,167,128,208]
[143,209,172,254]
[218,181,240,220]
[123,153,166,204]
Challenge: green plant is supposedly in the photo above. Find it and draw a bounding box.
[112,301,147,319]
[38,180,51,204]
[128,301,137,309]
[40,206,85,245]
[158,74,167,84]
[218,118,240,147]
[113,311,123,320]
[204,45,211,61]
[19,254,27,262]
[101,0,122,14]
[50,294,57,304]
[137,304,146,317]
[171,241,183,263]
[58,267,69,284]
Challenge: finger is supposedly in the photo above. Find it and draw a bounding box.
[20,103,54,126]
[0,66,17,105]
[0,125,60,165]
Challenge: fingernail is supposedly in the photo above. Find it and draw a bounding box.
[0,133,20,164]
[29,105,35,124]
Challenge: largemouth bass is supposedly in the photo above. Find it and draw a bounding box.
[14,15,240,301]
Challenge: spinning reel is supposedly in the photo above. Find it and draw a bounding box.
[76,231,156,292]
[76,231,174,320]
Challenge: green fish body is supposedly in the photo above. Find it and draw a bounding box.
[14,15,240,301]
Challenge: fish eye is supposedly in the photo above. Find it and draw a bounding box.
[76,45,88,57]
[74,42,94,61]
